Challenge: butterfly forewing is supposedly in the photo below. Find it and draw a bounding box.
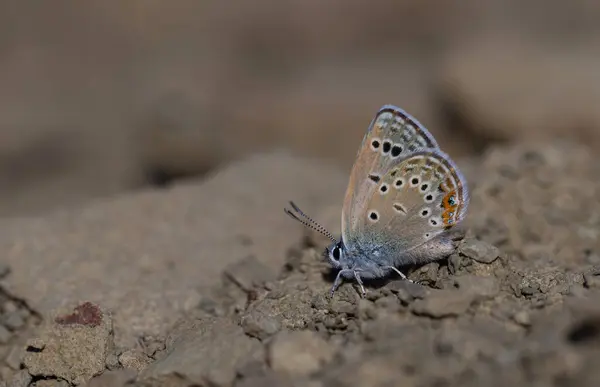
[342,105,440,246]
[356,149,469,254]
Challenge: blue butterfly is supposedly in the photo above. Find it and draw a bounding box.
[286,105,469,296]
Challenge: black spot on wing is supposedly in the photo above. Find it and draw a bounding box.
[368,174,380,183]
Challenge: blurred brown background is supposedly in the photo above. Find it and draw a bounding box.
[1,0,599,217]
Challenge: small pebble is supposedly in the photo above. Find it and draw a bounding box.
[105,353,120,370]
[513,310,531,326]
[118,349,152,372]
[448,253,462,274]
[460,239,500,264]
[143,341,165,358]
[241,311,282,341]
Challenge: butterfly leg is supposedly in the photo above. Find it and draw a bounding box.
[387,266,414,283]
[330,269,349,297]
[353,271,367,297]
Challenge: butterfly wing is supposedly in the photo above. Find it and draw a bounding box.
[356,149,469,256]
[341,105,440,246]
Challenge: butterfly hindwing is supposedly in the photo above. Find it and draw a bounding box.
[356,149,469,255]
[342,105,440,246]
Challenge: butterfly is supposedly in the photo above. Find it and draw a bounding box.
[285,105,469,297]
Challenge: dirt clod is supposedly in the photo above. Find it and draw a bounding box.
[459,239,501,264]
[54,302,103,327]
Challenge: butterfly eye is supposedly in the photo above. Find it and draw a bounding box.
[332,246,341,261]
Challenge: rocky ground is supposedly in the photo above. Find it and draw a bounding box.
[0,141,598,386]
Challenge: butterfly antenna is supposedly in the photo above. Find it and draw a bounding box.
[288,202,337,242]
[284,201,337,243]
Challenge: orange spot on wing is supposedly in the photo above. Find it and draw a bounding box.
[441,190,458,225]
[442,190,456,208]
